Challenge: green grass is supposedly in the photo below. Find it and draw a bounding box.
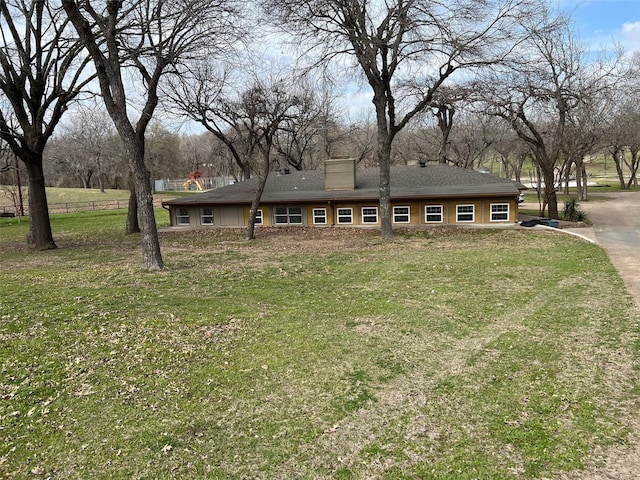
[0,187,131,208]
[0,186,189,214]
[1,213,639,479]
[0,208,170,246]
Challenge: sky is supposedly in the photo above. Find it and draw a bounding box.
[177,0,640,133]
[336,1,640,121]
[561,0,640,52]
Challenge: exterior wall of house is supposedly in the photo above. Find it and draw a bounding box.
[168,197,518,228]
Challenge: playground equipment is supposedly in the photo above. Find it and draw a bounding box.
[183,171,204,191]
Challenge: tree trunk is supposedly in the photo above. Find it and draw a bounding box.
[625,149,639,189]
[129,147,163,270]
[24,159,57,250]
[14,155,25,217]
[81,174,90,189]
[246,173,268,241]
[377,131,394,239]
[575,158,584,201]
[562,160,571,195]
[126,182,140,234]
[246,149,271,241]
[97,155,106,193]
[612,148,626,189]
[542,167,558,219]
[379,159,393,238]
[436,105,454,165]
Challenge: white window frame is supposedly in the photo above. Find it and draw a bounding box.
[313,208,327,225]
[274,206,303,225]
[176,208,190,226]
[361,207,378,224]
[425,205,443,223]
[337,207,353,224]
[200,207,214,225]
[456,204,475,223]
[254,209,263,225]
[393,206,410,224]
[490,203,510,222]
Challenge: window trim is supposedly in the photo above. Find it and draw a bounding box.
[490,203,510,222]
[361,206,379,224]
[424,205,444,224]
[456,204,475,223]
[393,205,411,224]
[254,209,263,225]
[176,208,190,226]
[200,207,214,225]
[313,208,327,225]
[337,207,353,225]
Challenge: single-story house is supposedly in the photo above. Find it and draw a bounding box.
[162,158,526,228]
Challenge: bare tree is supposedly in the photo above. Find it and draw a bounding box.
[603,66,640,190]
[427,86,477,165]
[448,112,496,170]
[485,9,619,218]
[274,82,326,171]
[62,0,238,269]
[0,141,25,218]
[145,122,182,181]
[0,0,95,249]
[167,65,256,181]
[490,127,529,183]
[561,89,609,200]
[169,69,313,239]
[267,0,535,237]
[47,105,115,191]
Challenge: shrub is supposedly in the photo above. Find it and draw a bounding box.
[563,198,588,222]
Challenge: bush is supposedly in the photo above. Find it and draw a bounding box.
[563,198,588,222]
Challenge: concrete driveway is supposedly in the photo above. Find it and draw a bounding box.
[551,192,640,479]
[577,191,640,307]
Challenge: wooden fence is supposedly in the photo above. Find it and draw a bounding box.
[1,196,173,217]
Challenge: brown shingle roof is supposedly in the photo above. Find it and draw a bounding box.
[163,164,525,206]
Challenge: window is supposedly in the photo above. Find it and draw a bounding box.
[200,207,214,225]
[313,208,327,225]
[337,207,353,224]
[393,206,410,223]
[491,203,510,222]
[176,208,190,225]
[274,206,303,224]
[425,205,443,223]
[255,209,263,225]
[456,204,475,222]
[361,207,378,224]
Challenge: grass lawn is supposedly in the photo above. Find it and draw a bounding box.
[0,187,131,208]
[0,187,190,214]
[1,212,639,479]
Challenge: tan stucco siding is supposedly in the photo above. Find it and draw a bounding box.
[481,198,518,223]
[390,202,420,225]
[428,198,518,224]
[306,205,333,226]
[243,206,271,226]
[168,197,518,228]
